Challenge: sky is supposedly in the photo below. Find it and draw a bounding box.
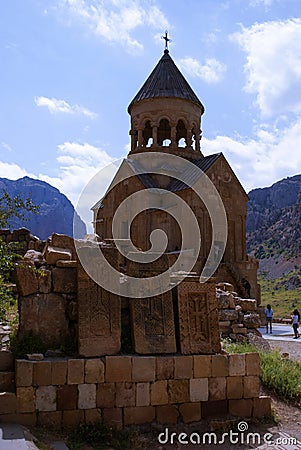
[1,0,301,225]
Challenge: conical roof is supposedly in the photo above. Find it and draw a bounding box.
[128,50,204,113]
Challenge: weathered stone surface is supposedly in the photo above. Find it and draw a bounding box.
[15,360,33,387]
[179,402,201,423]
[51,234,76,258]
[235,299,257,312]
[0,372,15,392]
[193,355,211,378]
[132,357,156,382]
[57,385,78,410]
[253,396,271,417]
[33,361,52,385]
[227,376,243,399]
[190,378,208,402]
[174,356,193,379]
[229,354,245,376]
[216,282,234,292]
[19,293,69,346]
[150,380,168,405]
[16,387,35,413]
[15,262,38,296]
[136,383,150,406]
[52,267,77,293]
[156,405,179,424]
[229,399,252,417]
[201,400,228,418]
[218,309,238,321]
[208,377,227,401]
[130,293,176,354]
[102,408,123,429]
[168,380,189,403]
[78,384,96,409]
[24,250,45,267]
[216,291,230,309]
[245,352,261,376]
[27,353,44,361]
[68,359,84,384]
[177,281,221,354]
[105,356,132,382]
[0,393,17,414]
[78,264,121,357]
[116,382,135,407]
[85,359,105,383]
[36,386,56,412]
[51,360,68,385]
[243,313,261,329]
[37,411,62,427]
[56,260,77,268]
[44,245,72,265]
[211,355,229,377]
[62,410,84,427]
[85,408,101,424]
[243,376,260,398]
[38,268,52,293]
[124,406,155,425]
[97,383,115,408]
[156,357,174,380]
[0,351,13,371]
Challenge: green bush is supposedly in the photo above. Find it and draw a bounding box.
[10,330,47,358]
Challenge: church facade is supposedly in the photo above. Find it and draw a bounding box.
[92,48,259,302]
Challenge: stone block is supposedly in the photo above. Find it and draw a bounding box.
[245,352,261,376]
[156,357,174,380]
[150,381,168,405]
[201,400,228,418]
[85,359,105,383]
[96,383,115,408]
[0,350,14,371]
[85,408,102,424]
[242,313,261,329]
[124,406,155,425]
[62,410,84,427]
[156,405,179,424]
[168,380,189,403]
[105,356,132,382]
[229,354,245,376]
[174,356,193,379]
[78,384,96,409]
[116,382,135,407]
[15,360,33,387]
[179,402,201,423]
[52,267,77,293]
[227,376,243,399]
[51,360,67,385]
[229,399,253,417]
[0,413,37,426]
[243,376,260,398]
[218,309,238,321]
[45,246,72,265]
[38,268,52,294]
[36,386,56,412]
[16,387,35,413]
[253,396,271,417]
[237,299,257,312]
[132,357,156,382]
[57,385,78,410]
[33,361,52,386]
[38,411,62,428]
[190,378,208,402]
[0,392,17,414]
[51,234,76,257]
[0,372,15,392]
[56,260,77,268]
[211,355,229,377]
[193,355,211,378]
[136,382,150,406]
[68,359,85,384]
[208,377,226,401]
[15,262,38,296]
[103,408,123,430]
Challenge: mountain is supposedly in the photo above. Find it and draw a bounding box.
[0,176,86,240]
[247,174,301,278]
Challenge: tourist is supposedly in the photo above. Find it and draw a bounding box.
[291,309,300,339]
[264,304,273,334]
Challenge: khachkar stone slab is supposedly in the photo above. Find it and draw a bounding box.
[177,280,221,354]
[78,264,121,357]
[130,292,177,354]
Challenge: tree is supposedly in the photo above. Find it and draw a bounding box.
[0,190,39,228]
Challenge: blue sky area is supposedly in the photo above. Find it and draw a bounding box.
[1,0,301,216]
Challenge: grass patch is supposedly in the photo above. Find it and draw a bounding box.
[66,422,145,450]
[259,275,301,318]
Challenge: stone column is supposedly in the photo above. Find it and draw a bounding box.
[137,128,143,147]
[170,124,177,147]
[152,124,158,147]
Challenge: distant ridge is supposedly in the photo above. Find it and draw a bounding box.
[0,176,86,239]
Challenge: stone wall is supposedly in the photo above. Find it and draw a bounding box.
[0,228,44,254]
[0,354,271,427]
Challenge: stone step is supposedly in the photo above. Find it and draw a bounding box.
[0,351,14,372]
[0,392,17,415]
[0,372,15,392]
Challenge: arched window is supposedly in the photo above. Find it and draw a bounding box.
[176,120,187,146]
[157,118,171,145]
[142,120,152,147]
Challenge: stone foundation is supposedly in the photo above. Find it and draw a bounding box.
[0,354,271,427]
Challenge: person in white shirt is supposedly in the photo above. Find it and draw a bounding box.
[264,304,273,334]
[291,309,300,339]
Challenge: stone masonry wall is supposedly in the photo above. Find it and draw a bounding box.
[0,354,271,427]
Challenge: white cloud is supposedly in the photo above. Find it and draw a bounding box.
[1,142,13,152]
[178,57,226,83]
[0,162,34,180]
[231,18,301,117]
[55,0,170,53]
[203,116,301,191]
[34,96,97,118]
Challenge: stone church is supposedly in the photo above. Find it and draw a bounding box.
[92,47,259,302]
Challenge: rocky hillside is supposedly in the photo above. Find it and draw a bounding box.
[0,176,86,239]
[247,174,301,278]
